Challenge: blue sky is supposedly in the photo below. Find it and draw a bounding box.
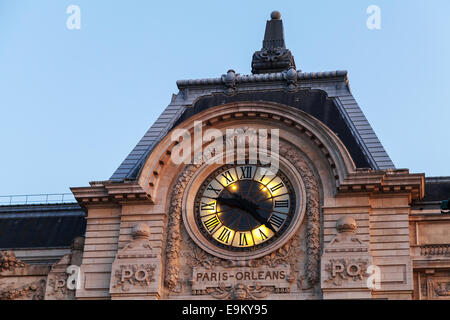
[0,0,449,195]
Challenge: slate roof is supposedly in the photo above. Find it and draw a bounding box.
[110,70,395,182]
[421,177,450,202]
[0,203,86,249]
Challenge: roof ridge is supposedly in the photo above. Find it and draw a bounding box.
[176,70,348,89]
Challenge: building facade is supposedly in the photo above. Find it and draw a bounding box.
[0,12,449,300]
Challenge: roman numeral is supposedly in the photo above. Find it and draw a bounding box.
[239,233,248,246]
[221,171,235,185]
[274,200,289,208]
[270,182,284,192]
[239,166,253,179]
[200,201,216,211]
[217,228,232,243]
[204,215,220,232]
[259,229,268,240]
[268,214,285,229]
[259,172,267,182]
[206,185,221,196]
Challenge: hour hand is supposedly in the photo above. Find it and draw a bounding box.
[216,196,243,209]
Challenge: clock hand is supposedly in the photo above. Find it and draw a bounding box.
[232,194,277,233]
[217,194,277,233]
[216,196,246,210]
[247,209,277,233]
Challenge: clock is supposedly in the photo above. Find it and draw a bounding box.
[193,164,296,252]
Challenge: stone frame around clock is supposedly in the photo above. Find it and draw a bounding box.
[181,150,307,261]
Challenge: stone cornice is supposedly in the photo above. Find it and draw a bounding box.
[337,169,425,201]
[70,181,152,207]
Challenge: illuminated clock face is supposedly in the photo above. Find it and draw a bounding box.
[194,164,296,252]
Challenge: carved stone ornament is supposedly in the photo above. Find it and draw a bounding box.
[206,283,276,300]
[112,264,156,292]
[424,277,450,299]
[324,258,370,286]
[221,69,237,95]
[185,234,301,270]
[110,223,161,297]
[164,143,321,294]
[165,164,201,292]
[434,282,450,296]
[44,254,73,300]
[284,68,298,92]
[46,273,71,299]
[0,279,46,300]
[0,251,25,272]
[251,47,295,74]
[321,217,373,292]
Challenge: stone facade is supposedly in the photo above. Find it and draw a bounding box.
[0,11,448,301]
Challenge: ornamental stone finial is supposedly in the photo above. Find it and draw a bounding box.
[131,223,151,240]
[251,11,296,74]
[336,217,357,233]
[271,11,281,20]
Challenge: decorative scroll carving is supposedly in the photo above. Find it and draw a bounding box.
[0,251,25,272]
[0,279,46,300]
[251,47,295,74]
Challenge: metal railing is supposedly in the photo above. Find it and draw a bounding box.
[0,193,76,206]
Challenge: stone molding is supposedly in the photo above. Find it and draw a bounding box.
[71,181,152,207]
[337,169,424,201]
[176,70,348,91]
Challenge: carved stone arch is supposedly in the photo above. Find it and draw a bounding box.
[137,101,356,204]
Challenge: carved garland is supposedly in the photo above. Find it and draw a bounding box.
[0,279,46,300]
[0,251,25,272]
[164,144,321,291]
[278,144,321,288]
[165,164,201,291]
